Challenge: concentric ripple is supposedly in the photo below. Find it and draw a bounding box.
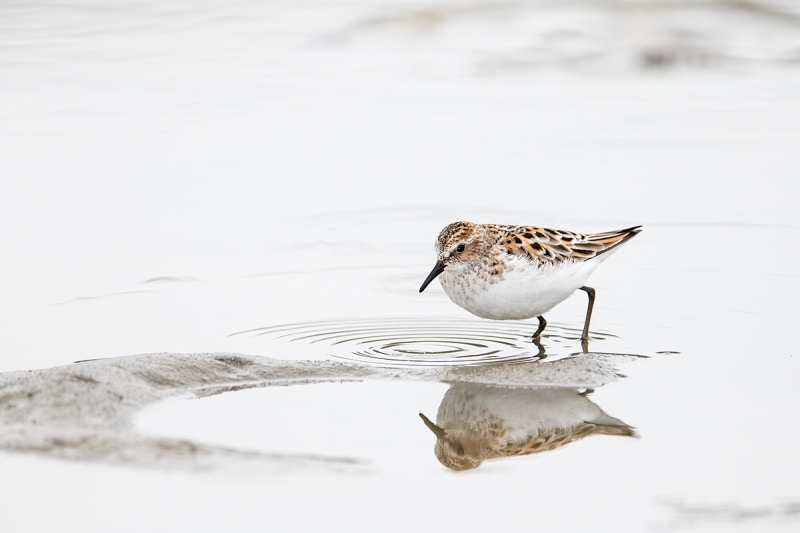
[231,317,610,367]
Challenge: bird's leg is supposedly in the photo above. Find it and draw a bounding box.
[579,286,596,345]
[533,336,547,360]
[531,315,547,341]
[580,338,589,354]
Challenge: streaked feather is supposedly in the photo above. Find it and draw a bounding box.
[489,224,642,264]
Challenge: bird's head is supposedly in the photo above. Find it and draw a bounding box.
[419,221,485,292]
[419,412,485,471]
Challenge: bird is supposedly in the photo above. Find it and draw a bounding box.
[419,383,635,471]
[419,222,641,343]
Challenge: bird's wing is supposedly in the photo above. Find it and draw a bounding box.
[494,225,642,264]
[493,422,636,458]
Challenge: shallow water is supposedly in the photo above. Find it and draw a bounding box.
[1,0,800,531]
[230,316,621,365]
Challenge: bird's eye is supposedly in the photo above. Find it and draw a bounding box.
[456,244,466,253]
[456,445,465,456]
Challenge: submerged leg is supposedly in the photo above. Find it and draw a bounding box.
[532,315,547,341]
[579,286,596,343]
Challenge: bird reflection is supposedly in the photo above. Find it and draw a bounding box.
[420,384,635,471]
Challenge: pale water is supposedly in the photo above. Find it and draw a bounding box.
[1,1,800,531]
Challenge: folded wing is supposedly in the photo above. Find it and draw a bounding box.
[497,225,642,264]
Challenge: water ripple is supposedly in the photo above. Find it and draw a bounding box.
[231,317,612,367]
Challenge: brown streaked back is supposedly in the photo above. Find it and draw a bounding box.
[489,224,642,264]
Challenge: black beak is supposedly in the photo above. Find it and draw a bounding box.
[419,260,445,293]
[419,413,446,438]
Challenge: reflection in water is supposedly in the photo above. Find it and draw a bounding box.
[420,384,634,471]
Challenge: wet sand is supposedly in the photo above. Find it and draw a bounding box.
[0,351,631,466]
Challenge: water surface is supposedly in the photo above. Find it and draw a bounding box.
[1,1,799,532]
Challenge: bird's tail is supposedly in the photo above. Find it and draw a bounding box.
[587,226,642,257]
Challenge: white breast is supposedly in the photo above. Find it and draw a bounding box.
[438,385,623,437]
[439,256,602,320]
